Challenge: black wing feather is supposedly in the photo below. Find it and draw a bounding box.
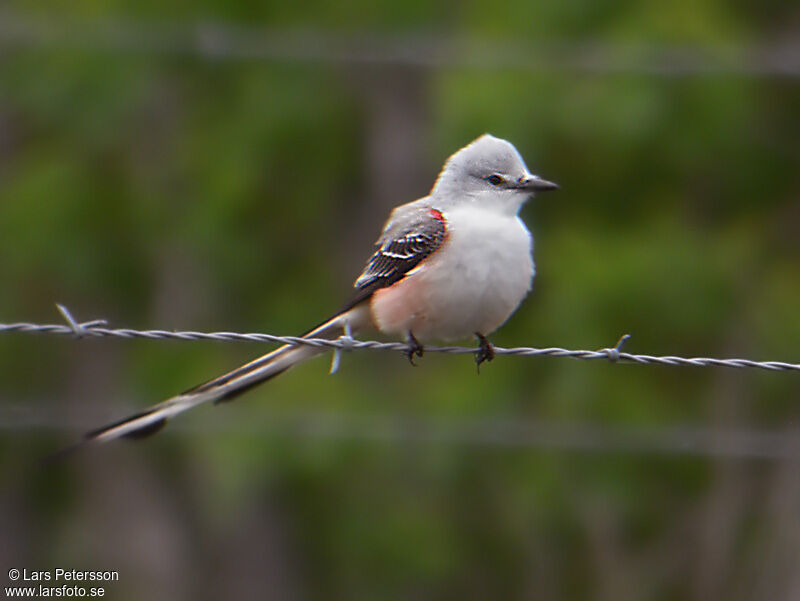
[339,212,446,313]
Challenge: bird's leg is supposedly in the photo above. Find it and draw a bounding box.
[405,330,424,366]
[474,332,495,372]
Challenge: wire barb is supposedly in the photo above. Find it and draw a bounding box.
[329,320,355,375]
[1,309,800,373]
[55,303,107,338]
[602,333,632,363]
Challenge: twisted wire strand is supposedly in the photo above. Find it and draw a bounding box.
[1,306,799,373]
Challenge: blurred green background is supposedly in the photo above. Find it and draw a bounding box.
[1,2,800,600]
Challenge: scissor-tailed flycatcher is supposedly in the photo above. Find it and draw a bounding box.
[78,134,557,446]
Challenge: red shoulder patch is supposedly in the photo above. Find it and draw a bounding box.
[428,208,445,222]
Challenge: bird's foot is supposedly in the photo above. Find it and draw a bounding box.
[474,332,495,373]
[405,331,424,366]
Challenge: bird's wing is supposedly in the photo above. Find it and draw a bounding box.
[340,204,448,312]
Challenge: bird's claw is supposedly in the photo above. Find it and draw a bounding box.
[475,332,495,373]
[405,331,424,366]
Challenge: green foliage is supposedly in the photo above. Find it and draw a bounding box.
[1,2,799,599]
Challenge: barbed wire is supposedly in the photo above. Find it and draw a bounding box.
[1,305,799,373]
[1,10,799,77]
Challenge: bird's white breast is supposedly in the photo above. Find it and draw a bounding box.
[370,205,534,341]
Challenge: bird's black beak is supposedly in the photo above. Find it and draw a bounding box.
[514,174,559,192]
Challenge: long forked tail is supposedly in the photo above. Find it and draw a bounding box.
[68,306,368,450]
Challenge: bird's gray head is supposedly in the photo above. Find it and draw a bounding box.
[431,134,558,212]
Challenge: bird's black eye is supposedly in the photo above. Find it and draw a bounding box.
[486,174,505,186]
